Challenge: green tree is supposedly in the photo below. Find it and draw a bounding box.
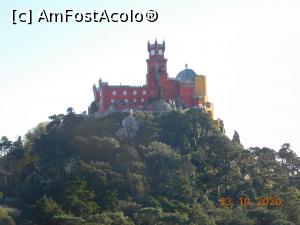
[135,207,163,224]
[59,179,98,217]
[0,136,12,156]
[0,208,15,225]
[91,211,134,225]
[32,195,61,225]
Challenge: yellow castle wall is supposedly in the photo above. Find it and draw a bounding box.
[194,75,214,119]
[194,75,207,97]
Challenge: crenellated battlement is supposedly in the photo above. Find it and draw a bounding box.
[91,41,214,118]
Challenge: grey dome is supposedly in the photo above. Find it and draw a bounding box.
[176,66,197,84]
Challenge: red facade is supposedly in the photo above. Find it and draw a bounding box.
[93,41,204,113]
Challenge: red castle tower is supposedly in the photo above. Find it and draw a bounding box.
[146,40,167,99]
[92,41,214,117]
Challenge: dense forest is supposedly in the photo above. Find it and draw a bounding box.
[0,108,299,225]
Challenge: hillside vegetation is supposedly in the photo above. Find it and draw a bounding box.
[0,109,299,225]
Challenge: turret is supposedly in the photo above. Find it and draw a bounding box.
[146,40,168,98]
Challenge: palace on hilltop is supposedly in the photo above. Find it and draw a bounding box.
[91,40,214,118]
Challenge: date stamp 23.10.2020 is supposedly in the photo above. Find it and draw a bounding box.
[219,196,282,207]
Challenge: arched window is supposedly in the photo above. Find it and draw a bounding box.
[133,90,137,95]
[112,90,116,95]
[142,90,146,95]
[123,90,127,95]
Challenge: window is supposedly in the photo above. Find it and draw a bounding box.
[134,99,137,103]
[111,99,114,103]
[150,66,155,73]
[141,98,144,103]
[158,49,163,55]
[133,90,137,95]
[123,90,127,95]
[142,90,146,95]
[112,90,116,95]
[125,99,128,103]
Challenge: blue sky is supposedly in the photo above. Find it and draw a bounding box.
[1,0,300,154]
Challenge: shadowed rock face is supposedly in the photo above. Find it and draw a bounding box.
[117,115,139,138]
[176,68,197,84]
[105,106,117,115]
[150,99,173,112]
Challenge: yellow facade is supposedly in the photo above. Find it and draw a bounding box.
[194,75,206,97]
[194,75,214,119]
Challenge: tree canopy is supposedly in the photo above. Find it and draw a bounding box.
[0,108,299,225]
